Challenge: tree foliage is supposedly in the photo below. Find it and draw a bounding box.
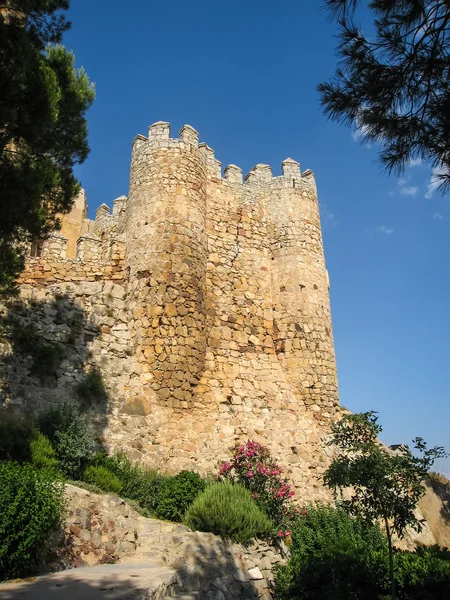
[38,403,97,479]
[319,0,450,191]
[0,0,95,295]
[324,410,447,599]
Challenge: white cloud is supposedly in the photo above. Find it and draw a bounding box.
[433,212,444,220]
[320,205,337,228]
[376,225,395,235]
[396,176,418,196]
[408,158,423,167]
[399,186,418,196]
[351,122,372,148]
[425,165,448,198]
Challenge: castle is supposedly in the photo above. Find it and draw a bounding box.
[0,122,340,498]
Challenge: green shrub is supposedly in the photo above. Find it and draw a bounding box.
[92,453,166,516]
[38,403,96,479]
[274,504,387,600]
[76,366,108,410]
[0,462,65,579]
[184,482,273,544]
[83,465,122,494]
[30,433,58,471]
[156,470,206,522]
[393,545,450,600]
[0,409,37,462]
[273,504,450,600]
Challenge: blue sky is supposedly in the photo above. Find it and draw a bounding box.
[65,1,449,475]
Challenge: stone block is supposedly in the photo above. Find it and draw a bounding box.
[121,396,152,416]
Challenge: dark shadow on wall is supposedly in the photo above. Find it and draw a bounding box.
[0,293,109,438]
[427,478,450,525]
[169,534,262,599]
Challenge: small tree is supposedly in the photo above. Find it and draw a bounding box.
[324,411,447,600]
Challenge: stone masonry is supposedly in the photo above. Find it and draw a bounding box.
[0,122,340,500]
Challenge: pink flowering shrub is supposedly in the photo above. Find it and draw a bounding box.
[218,440,296,532]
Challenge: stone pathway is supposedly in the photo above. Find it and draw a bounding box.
[0,563,177,599]
[0,485,283,600]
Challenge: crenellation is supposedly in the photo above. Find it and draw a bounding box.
[2,121,340,501]
[223,164,243,184]
[41,231,67,260]
[245,164,272,186]
[282,157,301,179]
[148,120,170,143]
[179,124,199,146]
[132,134,148,153]
[95,203,111,221]
[113,195,127,216]
[198,142,222,178]
[76,232,102,262]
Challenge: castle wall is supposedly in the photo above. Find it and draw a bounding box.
[0,122,341,500]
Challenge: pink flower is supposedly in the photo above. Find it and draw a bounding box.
[218,462,231,476]
[246,471,254,477]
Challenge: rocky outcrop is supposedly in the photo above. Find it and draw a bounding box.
[418,479,450,548]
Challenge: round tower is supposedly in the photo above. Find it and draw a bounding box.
[125,122,208,409]
[265,160,339,420]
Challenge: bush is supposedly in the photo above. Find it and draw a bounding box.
[156,470,206,522]
[38,403,96,479]
[393,545,450,600]
[274,504,387,600]
[184,482,273,544]
[0,462,65,579]
[92,453,166,516]
[218,440,295,531]
[30,433,58,472]
[83,465,122,494]
[76,367,108,410]
[0,409,37,462]
[273,504,450,600]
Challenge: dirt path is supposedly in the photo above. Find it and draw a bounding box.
[0,563,177,599]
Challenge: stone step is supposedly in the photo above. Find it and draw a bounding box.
[0,563,177,599]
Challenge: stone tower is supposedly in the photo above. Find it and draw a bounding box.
[4,121,340,497]
[125,123,208,407]
[125,122,338,418]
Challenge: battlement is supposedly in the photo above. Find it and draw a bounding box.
[132,121,316,189]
